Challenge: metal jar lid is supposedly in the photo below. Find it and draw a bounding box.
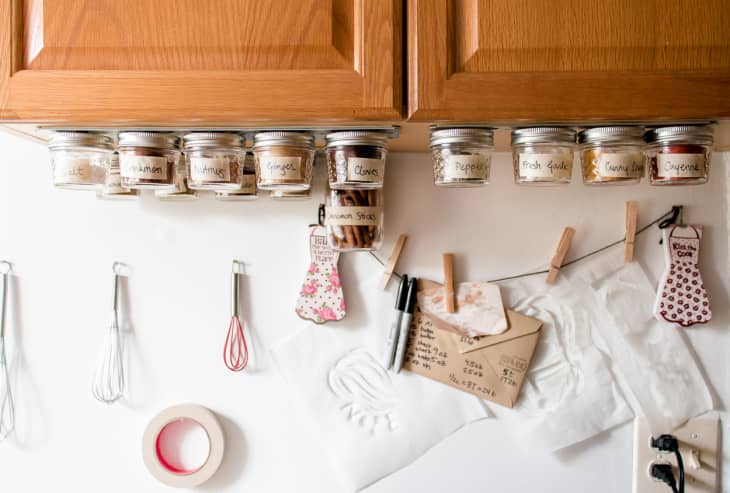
[578,126,645,145]
[511,127,577,146]
[325,131,389,148]
[183,132,244,150]
[252,131,314,149]
[118,131,181,150]
[48,131,114,151]
[429,127,494,147]
[645,125,714,146]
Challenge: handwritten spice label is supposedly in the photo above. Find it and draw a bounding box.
[657,154,706,178]
[190,157,230,182]
[346,157,384,182]
[444,155,490,180]
[325,206,381,226]
[260,156,302,180]
[595,153,644,178]
[120,155,168,180]
[518,152,573,179]
[54,157,91,183]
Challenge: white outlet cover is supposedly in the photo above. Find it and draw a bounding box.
[632,414,720,493]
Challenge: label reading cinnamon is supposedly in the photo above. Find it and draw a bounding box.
[260,156,302,180]
[346,157,384,182]
[444,155,490,180]
[240,174,256,193]
[325,206,381,226]
[657,154,706,178]
[595,153,644,178]
[54,156,91,183]
[518,152,573,179]
[120,155,168,180]
[190,157,230,182]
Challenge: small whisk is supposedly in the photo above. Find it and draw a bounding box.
[92,262,125,403]
[223,261,249,372]
[0,261,14,441]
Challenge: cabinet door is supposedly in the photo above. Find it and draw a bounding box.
[408,0,730,122]
[0,0,401,123]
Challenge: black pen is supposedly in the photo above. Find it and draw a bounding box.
[383,274,408,369]
[393,277,418,373]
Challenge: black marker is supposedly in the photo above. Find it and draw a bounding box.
[383,275,408,369]
[393,277,418,373]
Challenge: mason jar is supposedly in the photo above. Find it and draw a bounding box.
[215,153,258,201]
[48,131,113,190]
[511,127,576,185]
[645,126,713,186]
[326,131,389,189]
[183,132,246,190]
[579,126,646,185]
[325,186,383,252]
[96,153,139,200]
[252,131,315,190]
[118,132,181,190]
[269,189,312,200]
[430,127,493,187]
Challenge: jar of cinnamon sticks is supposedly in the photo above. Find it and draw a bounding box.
[325,186,383,251]
[253,131,315,190]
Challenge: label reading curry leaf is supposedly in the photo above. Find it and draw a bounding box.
[595,153,644,178]
[325,206,381,226]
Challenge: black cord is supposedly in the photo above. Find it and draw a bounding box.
[675,449,685,493]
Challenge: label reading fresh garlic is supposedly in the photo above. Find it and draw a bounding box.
[346,157,384,182]
[657,154,706,178]
[595,153,644,178]
[444,155,490,180]
[190,157,230,182]
[120,155,168,180]
[240,174,256,193]
[54,157,91,183]
[518,152,573,179]
[260,156,302,180]
[325,206,381,226]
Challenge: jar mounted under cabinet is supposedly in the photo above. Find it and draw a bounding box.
[511,127,576,185]
[645,126,713,186]
[325,187,383,251]
[49,131,113,189]
[430,127,493,187]
[326,131,389,189]
[215,153,258,201]
[183,132,246,191]
[96,153,138,200]
[118,132,180,190]
[579,127,646,185]
[253,131,315,191]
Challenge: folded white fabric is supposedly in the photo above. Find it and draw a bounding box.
[272,325,489,491]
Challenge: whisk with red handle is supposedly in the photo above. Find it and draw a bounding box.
[223,261,249,372]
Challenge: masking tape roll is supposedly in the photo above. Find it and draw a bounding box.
[142,404,225,488]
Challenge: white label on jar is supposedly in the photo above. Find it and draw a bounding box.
[120,155,168,180]
[518,152,573,179]
[595,153,644,178]
[260,156,302,180]
[444,155,490,180]
[190,157,230,182]
[325,206,381,226]
[657,153,706,178]
[346,157,385,182]
[54,156,91,183]
[240,174,256,192]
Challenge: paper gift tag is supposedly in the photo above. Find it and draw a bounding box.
[295,225,346,323]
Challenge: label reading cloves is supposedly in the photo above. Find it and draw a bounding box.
[325,206,381,226]
[346,157,384,182]
[595,153,644,178]
[444,155,490,180]
[120,155,168,180]
[190,157,230,182]
[518,152,573,179]
[657,154,706,178]
[260,156,302,180]
[54,156,91,183]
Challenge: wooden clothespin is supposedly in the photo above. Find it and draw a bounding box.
[624,201,638,262]
[443,253,456,313]
[546,227,575,284]
[379,234,408,289]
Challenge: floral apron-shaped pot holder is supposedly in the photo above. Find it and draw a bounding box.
[296,225,346,323]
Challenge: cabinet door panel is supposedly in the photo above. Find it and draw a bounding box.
[1,0,401,122]
[409,0,730,121]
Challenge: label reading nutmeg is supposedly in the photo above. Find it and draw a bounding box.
[325,206,381,226]
[260,156,302,180]
[120,155,168,180]
[444,155,490,180]
[518,152,573,179]
[54,157,91,183]
[346,157,384,182]
[190,157,230,182]
[657,153,706,178]
[595,153,644,178]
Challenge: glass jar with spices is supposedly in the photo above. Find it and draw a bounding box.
[326,131,389,189]
[215,153,258,201]
[645,126,713,186]
[325,186,383,252]
[97,153,139,201]
[118,132,180,189]
[269,189,312,200]
[253,131,315,190]
[155,156,197,201]
[511,127,576,185]
[579,126,646,185]
[430,127,493,187]
[49,131,113,190]
[183,132,246,190]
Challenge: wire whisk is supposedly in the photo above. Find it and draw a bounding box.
[224,261,249,372]
[92,262,125,404]
[0,261,14,441]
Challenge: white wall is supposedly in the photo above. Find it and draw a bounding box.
[0,130,727,492]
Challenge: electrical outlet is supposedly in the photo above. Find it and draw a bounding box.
[632,415,719,493]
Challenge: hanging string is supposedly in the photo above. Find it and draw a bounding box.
[368,206,680,283]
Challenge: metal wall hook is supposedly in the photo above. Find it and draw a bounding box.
[0,261,11,275]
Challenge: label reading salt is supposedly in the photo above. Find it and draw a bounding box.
[54,156,91,184]
[595,153,644,178]
[190,157,230,182]
[444,155,490,180]
[240,174,256,193]
[261,156,302,180]
[346,157,384,182]
[518,152,573,179]
[657,154,706,178]
[120,155,168,180]
[325,206,381,226]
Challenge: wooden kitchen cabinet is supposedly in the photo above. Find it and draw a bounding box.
[408,0,730,123]
[0,0,402,123]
